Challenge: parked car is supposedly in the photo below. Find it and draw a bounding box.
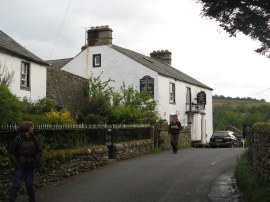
[209,131,242,148]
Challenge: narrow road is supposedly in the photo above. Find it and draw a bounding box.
[19,148,244,202]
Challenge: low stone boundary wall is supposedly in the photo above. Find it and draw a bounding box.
[111,139,153,160]
[160,126,191,148]
[0,145,109,201]
[249,123,270,186]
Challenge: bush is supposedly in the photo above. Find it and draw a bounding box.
[0,84,24,124]
[37,131,88,151]
[44,110,75,124]
[235,150,270,202]
[80,75,158,125]
[22,97,57,114]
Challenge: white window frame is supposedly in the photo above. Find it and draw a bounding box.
[169,82,175,104]
[21,61,30,90]
[93,54,101,67]
[186,87,191,111]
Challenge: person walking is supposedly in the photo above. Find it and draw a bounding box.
[168,115,182,154]
[8,121,42,202]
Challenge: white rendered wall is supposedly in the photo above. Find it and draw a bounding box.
[0,52,47,101]
[62,45,159,100]
[62,45,213,141]
[158,74,213,142]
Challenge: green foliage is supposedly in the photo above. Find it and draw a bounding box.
[235,150,270,202]
[110,84,158,124]
[21,98,58,123]
[44,110,76,124]
[251,122,270,135]
[0,84,24,124]
[39,145,107,171]
[23,97,57,114]
[80,95,111,124]
[37,131,88,151]
[197,0,270,58]
[80,75,158,124]
[79,74,112,124]
[213,102,270,131]
[213,95,267,103]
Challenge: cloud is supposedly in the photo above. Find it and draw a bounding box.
[0,0,269,101]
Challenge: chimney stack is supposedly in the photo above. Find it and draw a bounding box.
[150,49,172,65]
[87,25,113,46]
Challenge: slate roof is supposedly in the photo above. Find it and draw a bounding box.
[111,45,212,90]
[47,44,212,90]
[46,58,73,69]
[0,30,48,66]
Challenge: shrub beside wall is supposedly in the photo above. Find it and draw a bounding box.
[249,122,270,186]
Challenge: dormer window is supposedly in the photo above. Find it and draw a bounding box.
[93,54,101,67]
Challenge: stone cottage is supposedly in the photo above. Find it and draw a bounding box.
[47,26,213,143]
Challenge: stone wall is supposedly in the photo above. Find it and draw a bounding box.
[249,123,270,186]
[111,139,153,160]
[179,127,192,145]
[47,67,87,115]
[160,126,191,148]
[0,146,109,201]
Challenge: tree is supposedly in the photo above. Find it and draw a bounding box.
[79,75,158,124]
[79,74,113,124]
[0,63,14,86]
[110,84,158,124]
[195,0,270,58]
[0,85,23,124]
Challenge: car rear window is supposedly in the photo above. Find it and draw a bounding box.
[213,131,228,137]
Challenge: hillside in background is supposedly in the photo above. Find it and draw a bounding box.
[213,95,268,106]
[212,95,270,132]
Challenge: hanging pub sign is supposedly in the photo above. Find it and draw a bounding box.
[197,91,206,105]
[140,75,154,95]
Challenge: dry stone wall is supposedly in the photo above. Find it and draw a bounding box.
[0,146,109,201]
[111,139,153,160]
[249,123,270,186]
[160,126,191,148]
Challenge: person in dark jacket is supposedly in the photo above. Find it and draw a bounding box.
[168,115,182,154]
[8,121,42,202]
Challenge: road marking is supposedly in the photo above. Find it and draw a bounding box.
[210,161,216,166]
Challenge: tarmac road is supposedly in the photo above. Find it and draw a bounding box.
[18,148,244,202]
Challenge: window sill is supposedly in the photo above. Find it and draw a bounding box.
[20,86,31,91]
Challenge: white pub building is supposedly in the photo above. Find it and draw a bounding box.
[53,26,213,143]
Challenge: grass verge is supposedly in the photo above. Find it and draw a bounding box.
[235,150,270,202]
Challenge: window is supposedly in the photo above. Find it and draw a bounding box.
[186,87,191,111]
[93,54,101,67]
[169,83,175,103]
[21,61,30,89]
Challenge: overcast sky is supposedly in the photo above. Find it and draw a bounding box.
[1,0,269,101]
